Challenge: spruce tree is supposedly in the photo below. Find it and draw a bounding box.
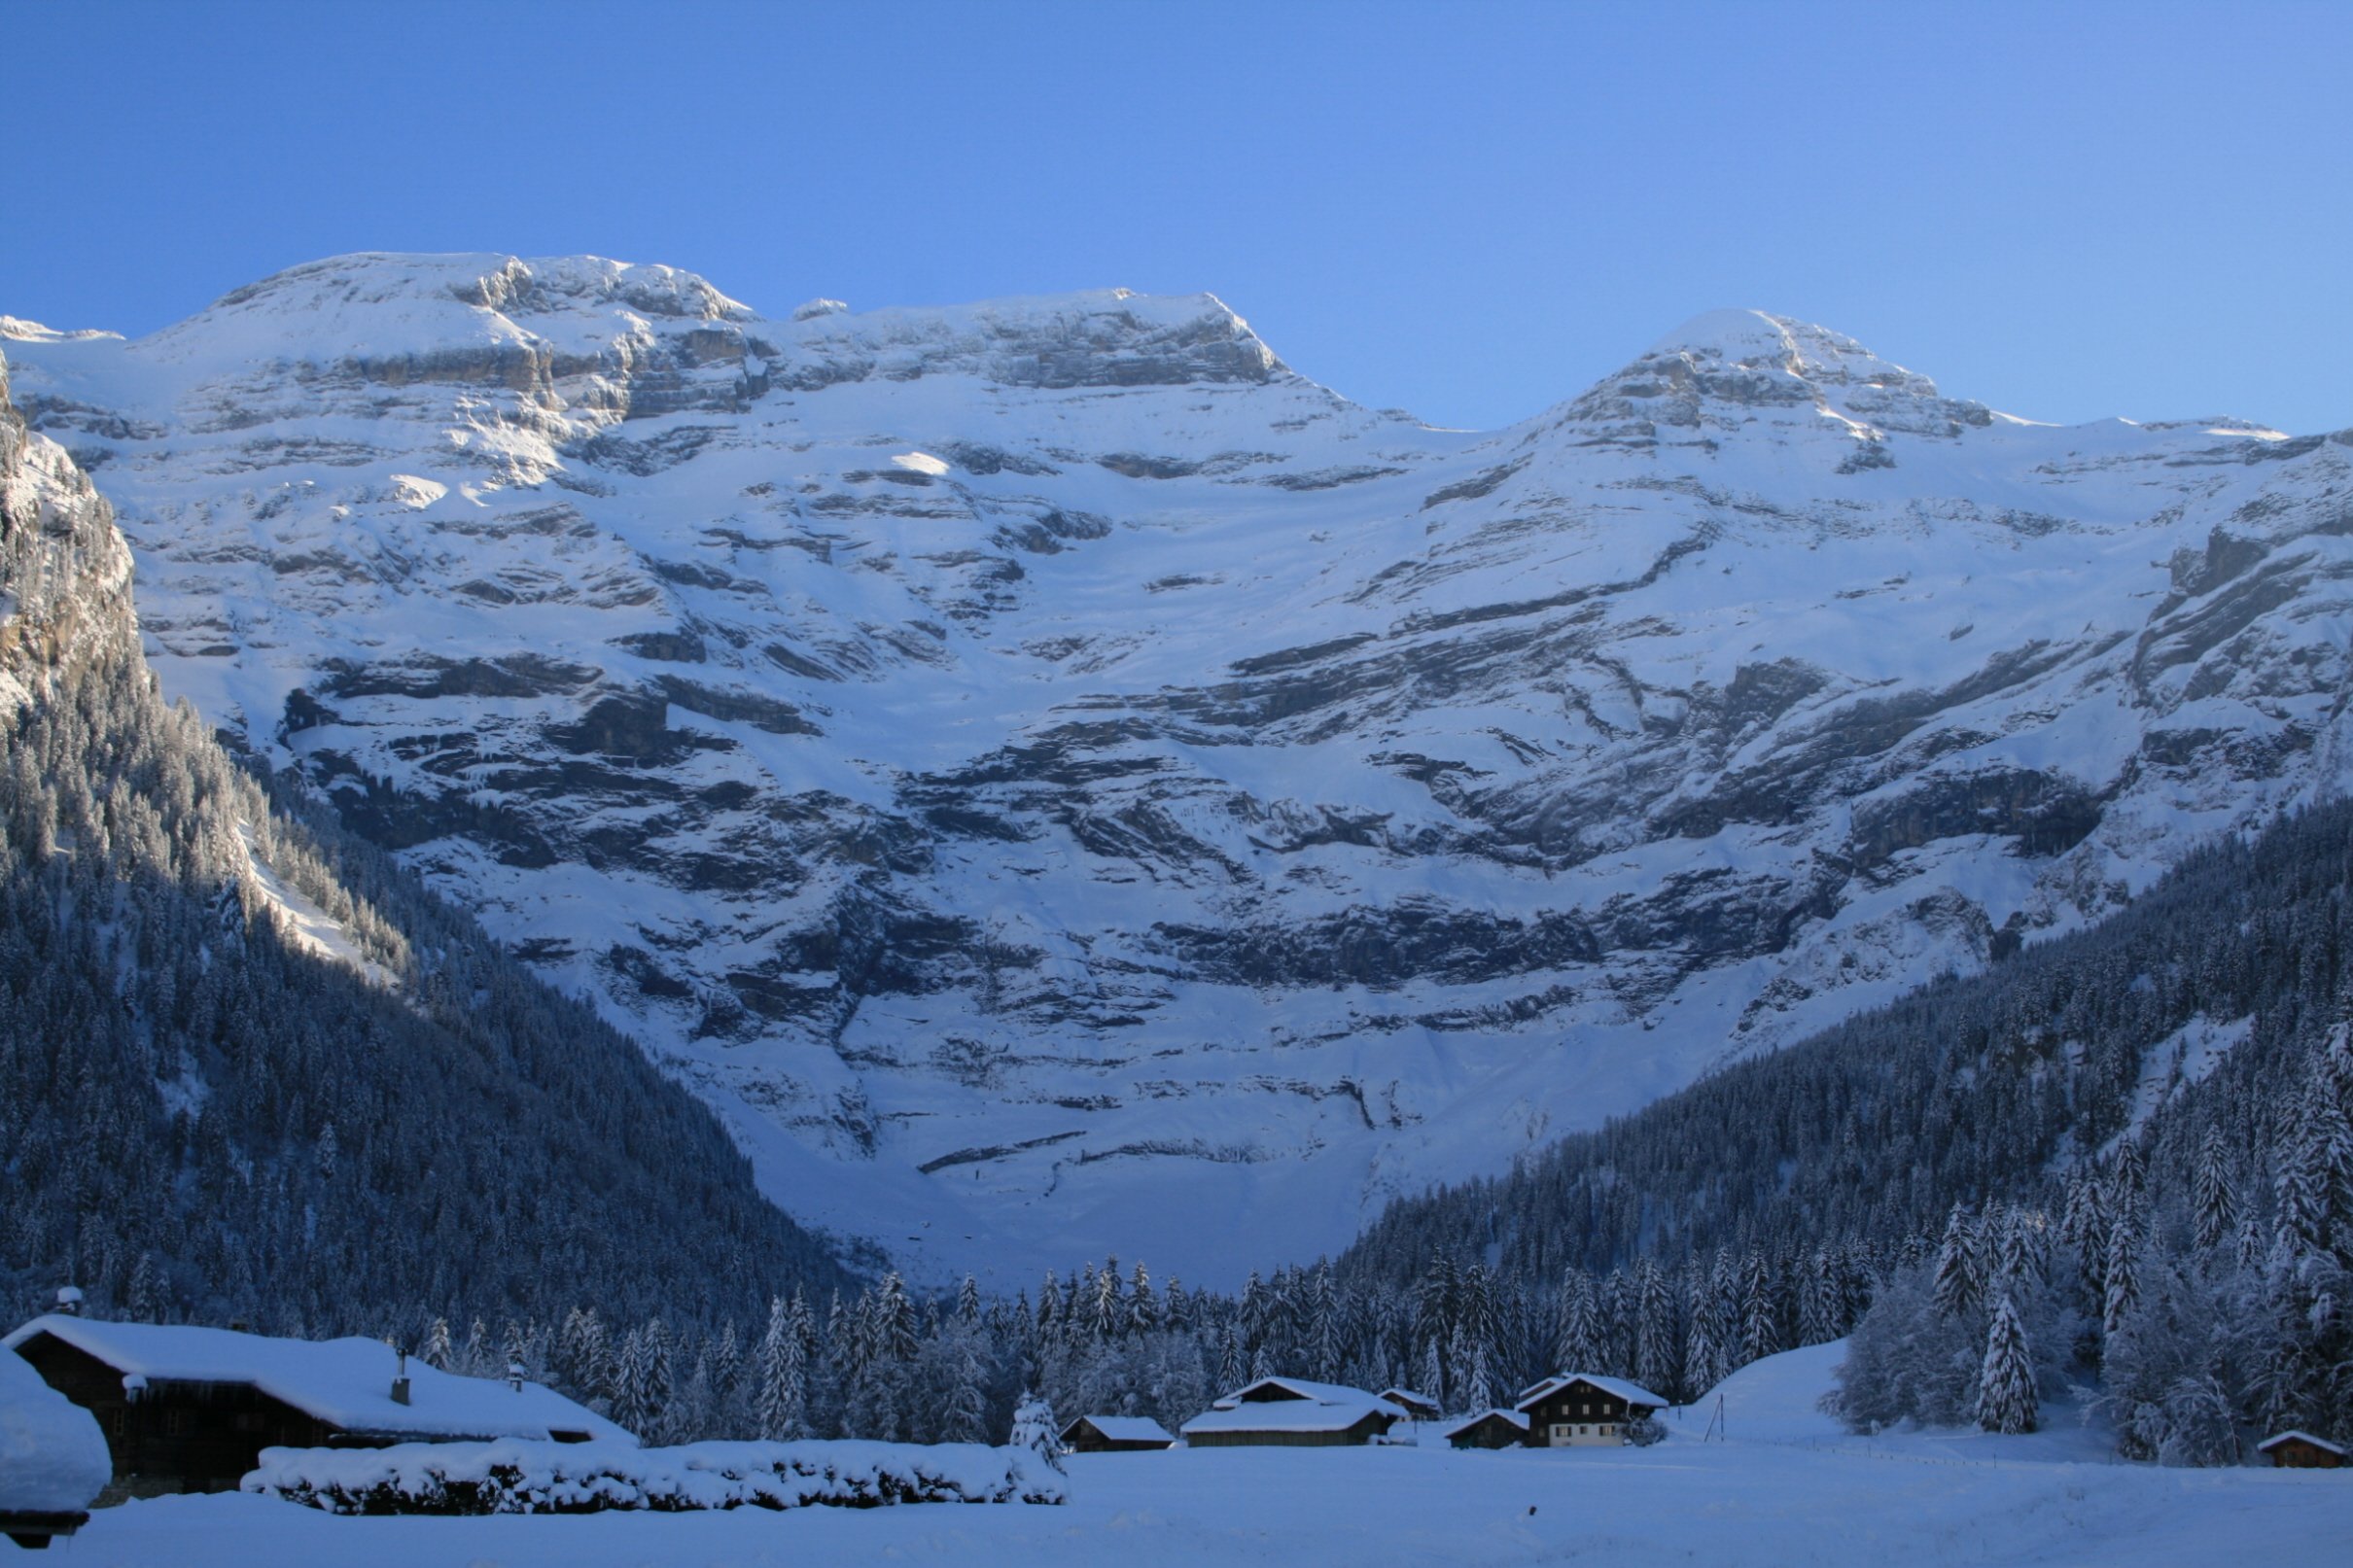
[1975,1292,2037,1435]
[1010,1390,1065,1474]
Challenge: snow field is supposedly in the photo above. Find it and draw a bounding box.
[52,1346,2353,1564]
[69,1427,2352,1568]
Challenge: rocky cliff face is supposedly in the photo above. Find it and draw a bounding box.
[0,345,138,698]
[9,262,2352,1284]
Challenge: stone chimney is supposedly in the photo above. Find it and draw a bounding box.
[507,1359,525,1393]
[391,1345,411,1406]
[54,1284,83,1316]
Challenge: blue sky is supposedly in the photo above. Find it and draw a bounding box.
[6,0,2348,433]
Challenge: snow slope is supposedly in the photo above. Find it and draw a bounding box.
[10,259,2353,1282]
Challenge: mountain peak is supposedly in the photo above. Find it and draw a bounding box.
[1643,309,1928,394]
[1548,308,1990,446]
[771,286,1288,391]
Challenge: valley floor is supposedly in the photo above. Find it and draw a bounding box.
[65,1361,2353,1568]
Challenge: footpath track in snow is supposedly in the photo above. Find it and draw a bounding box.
[66,1436,2353,1568]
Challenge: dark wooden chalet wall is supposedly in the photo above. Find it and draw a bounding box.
[13,1333,337,1493]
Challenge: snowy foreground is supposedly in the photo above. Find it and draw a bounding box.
[59,1346,2353,1568]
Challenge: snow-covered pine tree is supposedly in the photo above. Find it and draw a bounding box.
[1309,1263,1341,1380]
[2101,1220,2140,1341]
[1931,1203,1980,1318]
[1218,1320,1247,1393]
[755,1295,811,1440]
[640,1317,676,1443]
[423,1315,454,1371]
[1555,1268,1601,1373]
[1634,1258,1678,1397]
[1129,1261,1159,1336]
[1035,1271,1060,1344]
[1093,1260,1123,1342]
[1975,1292,2036,1434]
[1009,1389,1065,1474]
[2192,1127,2237,1254]
[1739,1251,1780,1367]
[941,1337,990,1444]
[612,1324,650,1435]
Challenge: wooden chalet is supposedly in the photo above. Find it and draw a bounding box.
[1378,1386,1443,1422]
[2258,1430,2347,1469]
[1439,1408,1529,1449]
[1513,1373,1668,1447]
[3,1315,630,1494]
[1060,1414,1176,1453]
[1178,1376,1405,1448]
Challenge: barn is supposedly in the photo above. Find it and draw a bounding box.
[1378,1386,1443,1422]
[1060,1414,1176,1453]
[3,1314,630,1494]
[1513,1373,1668,1447]
[1439,1408,1529,1449]
[1179,1376,1404,1448]
[2258,1431,2347,1469]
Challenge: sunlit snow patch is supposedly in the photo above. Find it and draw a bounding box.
[387,473,446,509]
[891,451,951,477]
[235,823,393,986]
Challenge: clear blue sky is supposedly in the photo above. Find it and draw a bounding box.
[7,0,2349,434]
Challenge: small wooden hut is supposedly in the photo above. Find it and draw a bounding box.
[2258,1431,2347,1469]
[1060,1414,1176,1453]
[1439,1408,1530,1449]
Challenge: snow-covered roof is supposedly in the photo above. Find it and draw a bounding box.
[2258,1430,2347,1456]
[1514,1373,1670,1412]
[1438,1408,1528,1440]
[1209,1376,1405,1414]
[3,1316,632,1445]
[1378,1386,1440,1410]
[1063,1414,1174,1443]
[1,1346,110,1513]
[1180,1398,1397,1436]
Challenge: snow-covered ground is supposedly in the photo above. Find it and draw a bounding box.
[59,1344,2353,1566]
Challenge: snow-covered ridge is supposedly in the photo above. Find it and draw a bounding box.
[8,253,2353,1286]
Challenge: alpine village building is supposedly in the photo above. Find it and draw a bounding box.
[4,1314,630,1494]
[1512,1373,1668,1446]
[2257,1431,2347,1469]
[1059,1414,1176,1453]
[1439,1409,1530,1449]
[1178,1376,1406,1447]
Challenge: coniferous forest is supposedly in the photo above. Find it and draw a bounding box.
[0,649,857,1333]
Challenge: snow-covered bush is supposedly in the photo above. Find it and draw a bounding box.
[245,1437,1065,1516]
[1623,1414,1667,1447]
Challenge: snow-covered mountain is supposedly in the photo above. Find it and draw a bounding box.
[8,254,2350,1285]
